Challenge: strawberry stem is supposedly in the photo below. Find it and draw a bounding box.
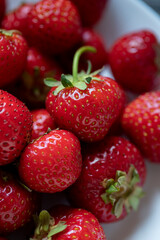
[72,46,96,83]
[31,210,67,240]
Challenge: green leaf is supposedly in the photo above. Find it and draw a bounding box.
[85,77,92,84]
[48,222,67,237]
[130,174,140,186]
[73,81,87,90]
[108,194,116,206]
[101,193,110,204]
[61,74,73,87]
[113,198,124,218]
[44,78,61,87]
[90,67,104,77]
[53,85,65,95]
[117,176,127,185]
[128,195,140,211]
[106,183,119,194]
[116,170,126,179]
[130,169,140,186]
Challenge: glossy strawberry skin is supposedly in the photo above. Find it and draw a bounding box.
[27,0,82,55]
[71,0,108,27]
[31,108,56,141]
[121,91,160,163]
[50,205,106,240]
[46,76,125,142]
[0,90,32,166]
[0,30,28,87]
[19,129,82,193]
[0,170,38,234]
[13,47,63,109]
[109,30,158,93]
[23,47,62,80]
[67,136,146,223]
[1,3,33,40]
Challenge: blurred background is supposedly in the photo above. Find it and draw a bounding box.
[142,0,160,14]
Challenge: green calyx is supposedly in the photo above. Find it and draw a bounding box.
[30,210,67,240]
[44,46,103,95]
[101,165,145,218]
[0,28,22,36]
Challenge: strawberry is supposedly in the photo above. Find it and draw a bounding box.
[0,29,28,88]
[0,90,32,166]
[31,205,106,239]
[1,3,33,41]
[31,108,56,141]
[121,91,160,163]
[109,30,160,93]
[27,0,82,55]
[11,47,63,109]
[45,46,125,142]
[67,136,146,223]
[0,170,38,234]
[0,0,5,24]
[18,129,82,193]
[71,0,108,27]
[0,237,8,240]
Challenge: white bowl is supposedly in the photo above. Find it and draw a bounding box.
[6,0,160,239]
[96,1,160,240]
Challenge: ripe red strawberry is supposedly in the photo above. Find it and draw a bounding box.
[0,29,28,88]
[0,170,38,234]
[0,90,32,166]
[18,129,82,193]
[0,0,5,24]
[31,108,56,141]
[45,46,125,142]
[31,205,106,239]
[67,136,146,223]
[27,0,82,55]
[109,30,159,93]
[1,3,33,41]
[121,91,160,163]
[71,0,108,27]
[11,47,63,109]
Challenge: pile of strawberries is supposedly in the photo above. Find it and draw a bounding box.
[0,0,160,239]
